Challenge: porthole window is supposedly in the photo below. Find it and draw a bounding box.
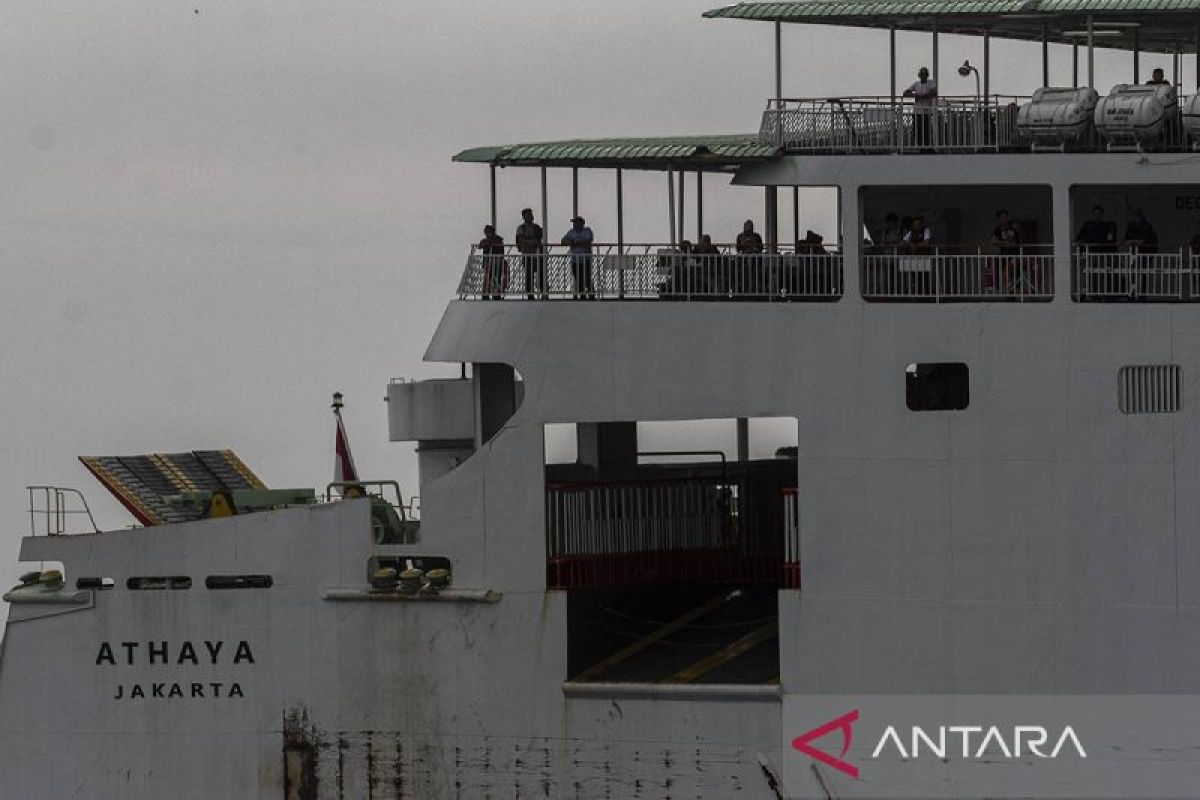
[906,363,969,411]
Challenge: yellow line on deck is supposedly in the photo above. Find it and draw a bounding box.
[571,591,737,683]
[662,619,779,685]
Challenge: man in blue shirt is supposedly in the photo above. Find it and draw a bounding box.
[561,216,595,298]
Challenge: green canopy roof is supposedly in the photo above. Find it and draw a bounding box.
[453,135,779,171]
[705,0,1200,52]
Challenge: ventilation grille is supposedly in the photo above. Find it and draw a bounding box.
[1118,365,1182,414]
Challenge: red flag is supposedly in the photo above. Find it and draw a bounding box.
[332,394,359,487]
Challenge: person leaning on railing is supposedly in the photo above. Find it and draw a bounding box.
[902,67,938,148]
[478,224,507,300]
[990,209,1023,293]
[515,207,544,299]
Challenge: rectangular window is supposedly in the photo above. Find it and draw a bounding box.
[1118,365,1181,414]
[906,363,970,411]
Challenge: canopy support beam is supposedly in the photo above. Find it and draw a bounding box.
[1042,25,1049,87]
[932,21,940,84]
[774,21,783,104]
[1133,28,1140,83]
[540,167,548,273]
[983,30,991,100]
[1087,15,1095,89]
[1073,43,1079,87]
[572,167,579,218]
[890,26,897,103]
[667,168,676,246]
[678,170,686,243]
[489,164,497,228]
[616,168,624,297]
[696,171,704,238]
[793,186,800,245]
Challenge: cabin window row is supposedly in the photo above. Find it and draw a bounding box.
[76,575,274,591]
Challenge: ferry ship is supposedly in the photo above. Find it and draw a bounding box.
[5,2,1200,797]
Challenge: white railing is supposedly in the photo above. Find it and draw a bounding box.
[27,486,99,536]
[759,96,1026,153]
[459,243,843,301]
[1073,249,1199,300]
[863,245,1054,301]
[545,479,733,559]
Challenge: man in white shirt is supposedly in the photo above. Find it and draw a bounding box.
[902,67,938,147]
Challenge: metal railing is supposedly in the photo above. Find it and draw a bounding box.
[862,244,1054,301]
[759,96,1026,153]
[761,95,1195,154]
[27,486,99,536]
[459,243,843,301]
[1073,248,1200,301]
[546,478,733,559]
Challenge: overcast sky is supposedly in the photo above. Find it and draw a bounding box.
[0,2,1171,609]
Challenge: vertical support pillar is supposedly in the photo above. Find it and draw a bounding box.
[616,168,625,298]
[571,167,579,218]
[1133,29,1140,83]
[1073,44,1079,87]
[1174,49,1182,87]
[774,21,783,104]
[932,22,939,84]
[540,167,548,246]
[839,183,861,302]
[489,164,497,227]
[765,187,779,253]
[1086,15,1095,89]
[792,185,801,245]
[678,170,686,243]
[1052,184,1072,303]
[667,168,676,246]
[1195,25,1200,91]
[983,31,991,101]
[736,418,750,463]
[1042,25,1049,87]
[890,26,897,102]
[696,171,704,238]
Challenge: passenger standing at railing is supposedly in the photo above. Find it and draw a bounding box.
[515,208,544,299]
[694,234,721,296]
[561,216,595,299]
[902,216,932,248]
[1147,68,1169,86]
[991,209,1024,294]
[902,67,938,148]
[1075,205,1117,253]
[1123,208,1159,254]
[736,220,765,297]
[478,224,507,300]
[881,212,904,248]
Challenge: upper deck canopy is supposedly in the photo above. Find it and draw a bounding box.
[453,135,780,171]
[704,0,1200,53]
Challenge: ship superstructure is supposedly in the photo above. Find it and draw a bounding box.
[5,2,1200,797]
